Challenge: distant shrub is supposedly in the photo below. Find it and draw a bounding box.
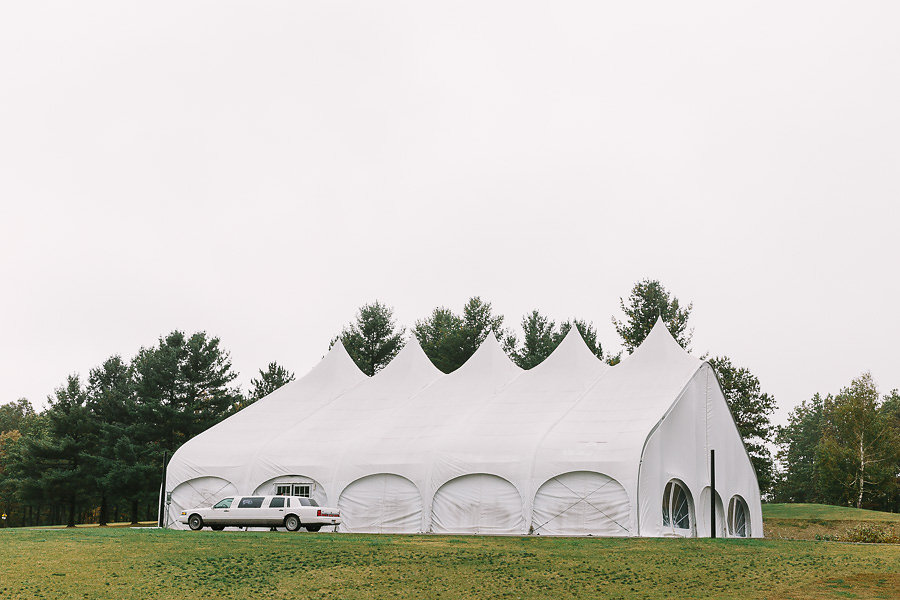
[837,523,900,544]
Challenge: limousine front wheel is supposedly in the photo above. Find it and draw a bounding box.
[188,514,204,531]
[284,515,301,532]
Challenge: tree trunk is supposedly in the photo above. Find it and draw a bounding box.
[130,499,139,525]
[857,435,865,509]
[66,497,76,528]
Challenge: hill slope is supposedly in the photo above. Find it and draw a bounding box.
[763,503,900,541]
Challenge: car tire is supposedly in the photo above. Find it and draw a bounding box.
[211,525,224,531]
[188,514,204,531]
[306,525,322,532]
[284,515,301,532]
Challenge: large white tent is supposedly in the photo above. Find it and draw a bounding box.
[164,319,762,537]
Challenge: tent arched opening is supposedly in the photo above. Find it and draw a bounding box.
[252,474,328,506]
[338,473,423,533]
[531,471,632,536]
[431,473,526,535]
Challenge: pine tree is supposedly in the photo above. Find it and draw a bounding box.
[708,356,777,493]
[414,307,464,373]
[18,376,97,527]
[515,310,558,369]
[245,362,296,405]
[774,395,826,503]
[414,297,515,373]
[334,302,405,376]
[612,279,692,352]
[86,355,154,524]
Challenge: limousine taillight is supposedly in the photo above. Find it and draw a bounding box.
[317,509,339,518]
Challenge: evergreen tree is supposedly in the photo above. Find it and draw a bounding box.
[515,310,558,369]
[246,362,296,404]
[413,307,465,373]
[334,301,405,376]
[86,355,153,524]
[708,356,777,493]
[879,390,900,511]
[16,376,97,527]
[612,279,692,352]
[414,297,515,373]
[133,331,242,452]
[774,394,826,503]
[460,297,516,358]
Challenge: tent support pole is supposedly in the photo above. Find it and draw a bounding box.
[157,450,168,528]
[710,449,716,539]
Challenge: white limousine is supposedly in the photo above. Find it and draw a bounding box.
[179,495,341,532]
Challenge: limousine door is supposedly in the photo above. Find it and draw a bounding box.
[266,496,288,525]
[234,496,267,524]
[206,497,234,525]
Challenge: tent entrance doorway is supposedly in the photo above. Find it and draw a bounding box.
[275,483,311,497]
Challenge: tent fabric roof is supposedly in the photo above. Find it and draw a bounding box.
[165,319,758,536]
[168,319,700,490]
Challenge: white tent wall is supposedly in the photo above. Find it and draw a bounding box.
[245,339,443,513]
[637,363,763,538]
[164,319,763,537]
[164,343,367,528]
[530,320,702,537]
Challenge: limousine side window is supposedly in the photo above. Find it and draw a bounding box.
[238,497,264,508]
[269,497,285,508]
[295,498,320,507]
[213,498,233,509]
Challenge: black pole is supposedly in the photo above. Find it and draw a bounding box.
[710,448,716,538]
[157,450,168,528]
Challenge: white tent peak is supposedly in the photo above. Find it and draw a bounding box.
[452,330,522,378]
[626,317,697,371]
[532,324,606,373]
[306,338,368,382]
[374,337,442,380]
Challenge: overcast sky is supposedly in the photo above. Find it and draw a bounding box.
[1,2,898,426]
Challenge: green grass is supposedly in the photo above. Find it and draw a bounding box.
[0,528,898,600]
[763,504,900,522]
[762,503,900,542]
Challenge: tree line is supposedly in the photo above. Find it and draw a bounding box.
[1,279,897,527]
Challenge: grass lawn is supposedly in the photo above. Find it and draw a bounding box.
[0,527,898,600]
[763,504,900,542]
[763,504,900,522]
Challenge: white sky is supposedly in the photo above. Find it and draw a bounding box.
[1,2,898,427]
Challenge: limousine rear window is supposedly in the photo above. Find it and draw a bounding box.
[294,498,321,507]
[238,497,264,508]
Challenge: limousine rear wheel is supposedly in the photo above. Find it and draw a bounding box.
[188,514,204,531]
[284,514,301,532]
